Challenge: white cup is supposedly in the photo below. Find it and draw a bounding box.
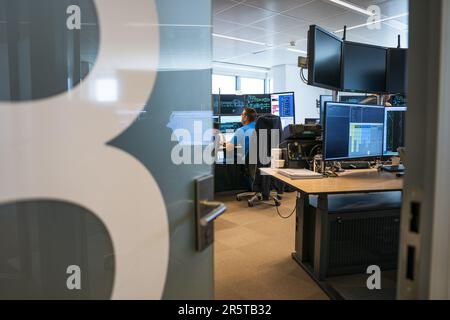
[272,148,283,160]
[272,160,285,169]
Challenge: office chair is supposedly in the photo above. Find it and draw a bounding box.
[236,115,284,207]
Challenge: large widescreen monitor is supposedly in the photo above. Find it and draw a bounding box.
[307,25,343,91]
[383,106,407,156]
[324,102,385,161]
[342,41,387,94]
[219,95,245,115]
[246,94,272,115]
[386,48,407,95]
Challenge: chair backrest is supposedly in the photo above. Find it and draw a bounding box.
[250,115,283,168]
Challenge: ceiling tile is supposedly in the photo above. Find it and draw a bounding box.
[254,31,299,46]
[224,26,273,40]
[342,0,387,10]
[213,0,241,14]
[250,14,308,33]
[284,0,348,22]
[282,38,308,52]
[215,3,275,25]
[318,11,368,32]
[224,48,299,68]
[213,37,265,60]
[243,0,313,13]
[378,0,408,17]
[213,18,244,34]
[346,23,401,47]
[281,23,310,41]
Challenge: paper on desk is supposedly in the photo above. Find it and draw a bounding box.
[277,169,323,180]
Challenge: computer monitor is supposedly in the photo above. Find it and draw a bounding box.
[386,48,407,94]
[320,95,333,126]
[220,116,242,133]
[219,95,245,115]
[324,102,385,161]
[383,106,407,156]
[342,41,387,94]
[339,95,378,105]
[246,94,272,115]
[308,25,343,91]
[271,92,295,128]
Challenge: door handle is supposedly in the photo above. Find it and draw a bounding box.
[199,201,227,227]
[196,175,227,251]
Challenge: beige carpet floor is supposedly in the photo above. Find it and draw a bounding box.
[214,191,329,300]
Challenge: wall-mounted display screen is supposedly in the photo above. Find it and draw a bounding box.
[386,48,407,95]
[342,41,387,94]
[219,95,245,115]
[245,94,272,115]
[308,25,343,91]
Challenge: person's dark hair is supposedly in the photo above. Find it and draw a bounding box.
[243,107,257,122]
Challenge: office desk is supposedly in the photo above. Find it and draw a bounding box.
[260,168,403,297]
[214,146,246,193]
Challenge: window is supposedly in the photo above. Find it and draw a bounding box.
[240,77,265,94]
[212,75,236,94]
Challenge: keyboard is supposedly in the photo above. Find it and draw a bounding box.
[340,161,371,170]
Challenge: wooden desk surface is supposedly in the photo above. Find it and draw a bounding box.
[261,168,403,195]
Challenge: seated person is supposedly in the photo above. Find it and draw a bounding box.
[226,107,257,191]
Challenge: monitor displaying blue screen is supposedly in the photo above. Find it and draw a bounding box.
[271,93,295,117]
[271,92,295,128]
[324,103,385,160]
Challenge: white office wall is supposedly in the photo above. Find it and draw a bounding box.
[271,64,331,124]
